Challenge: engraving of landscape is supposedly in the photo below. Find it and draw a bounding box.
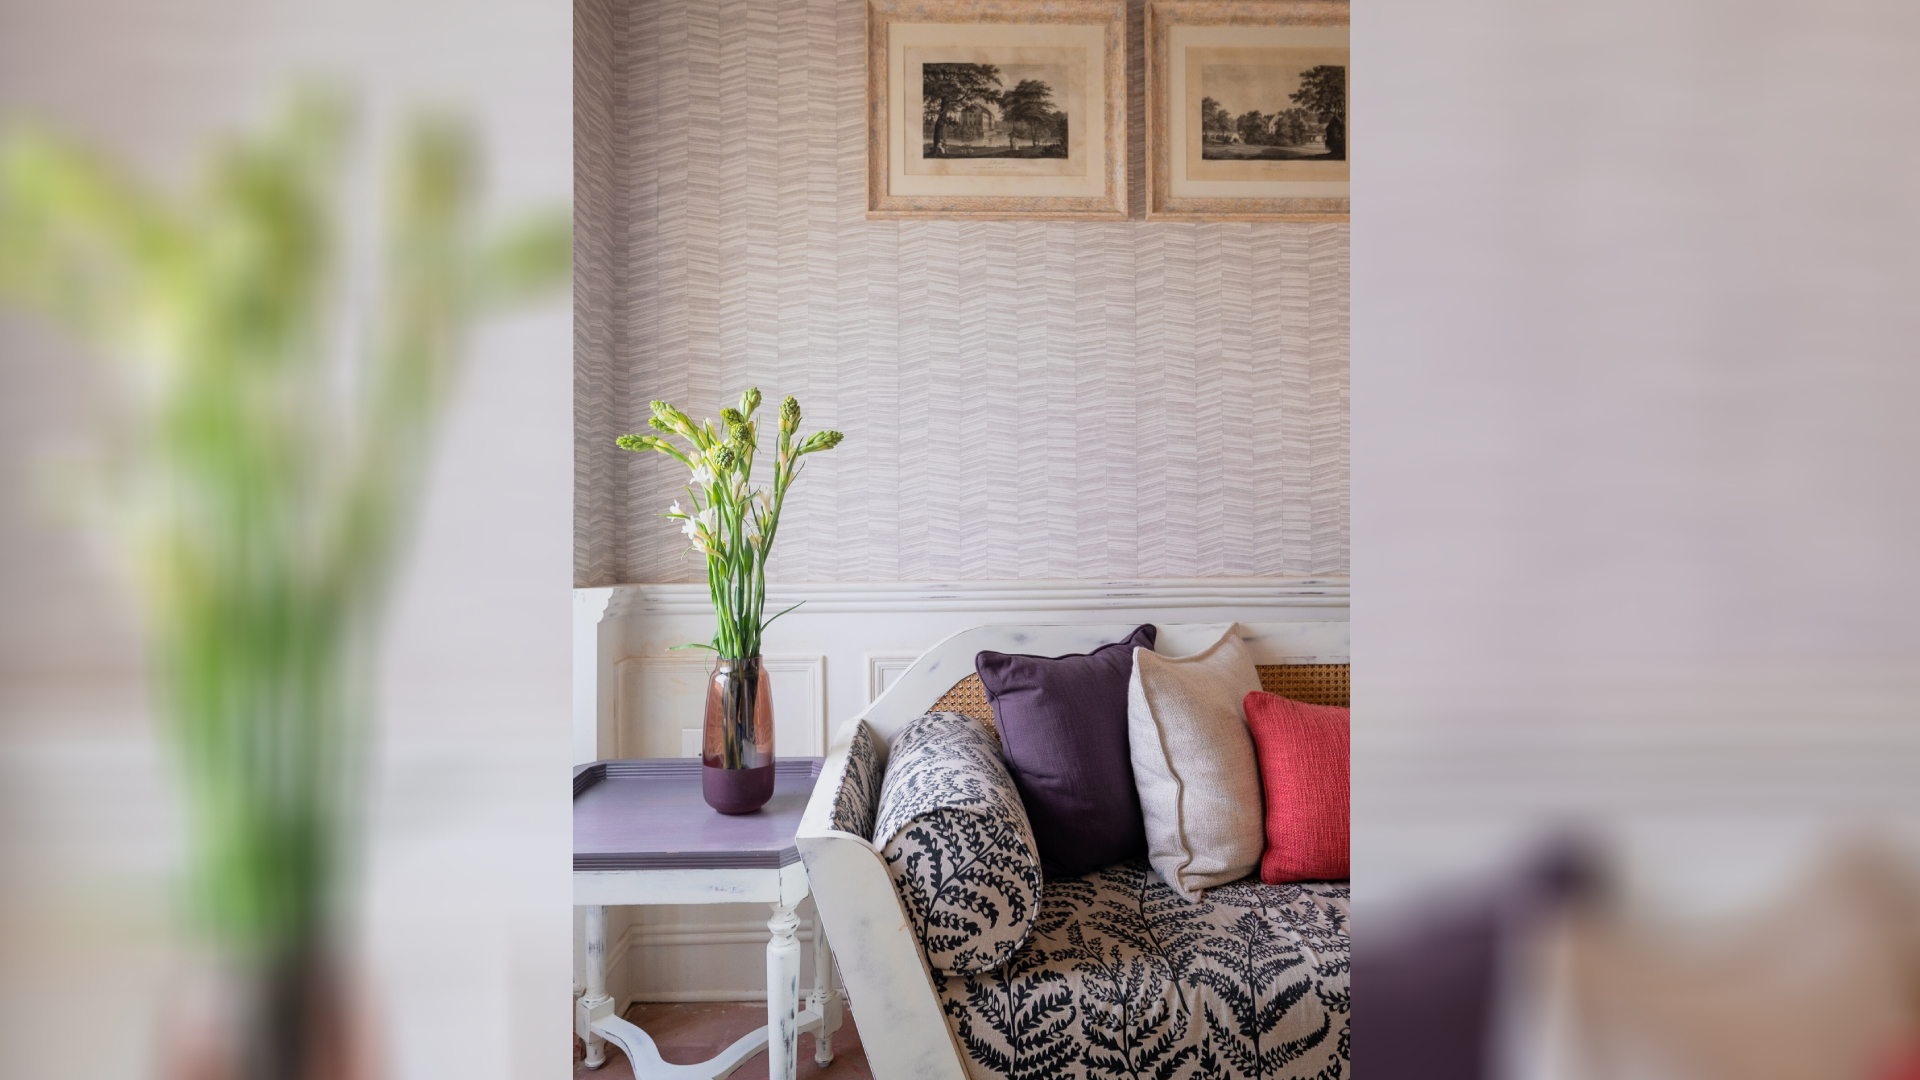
[923,62,1069,159]
[1200,59,1345,161]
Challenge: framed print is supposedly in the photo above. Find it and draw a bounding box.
[867,0,1128,219]
[1147,1,1349,221]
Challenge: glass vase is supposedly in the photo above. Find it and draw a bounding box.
[702,655,774,814]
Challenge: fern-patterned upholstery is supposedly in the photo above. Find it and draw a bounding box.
[873,712,1045,974]
[829,719,883,838]
[854,707,1350,1079]
[933,862,1350,1080]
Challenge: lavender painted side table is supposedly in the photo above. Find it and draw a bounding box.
[574,758,842,1080]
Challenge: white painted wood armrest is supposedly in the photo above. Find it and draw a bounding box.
[798,734,969,1080]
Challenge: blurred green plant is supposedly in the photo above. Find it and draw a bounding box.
[0,88,569,1041]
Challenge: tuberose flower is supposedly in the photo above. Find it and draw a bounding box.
[622,393,842,660]
[688,452,715,488]
[798,430,844,455]
[678,504,720,549]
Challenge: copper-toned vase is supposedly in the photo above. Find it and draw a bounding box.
[702,656,774,814]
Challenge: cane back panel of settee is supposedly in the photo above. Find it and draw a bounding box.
[929,664,1349,744]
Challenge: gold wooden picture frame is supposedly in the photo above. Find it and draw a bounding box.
[1147,0,1349,221]
[866,0,1128,220]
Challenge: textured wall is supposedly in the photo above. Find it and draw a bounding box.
[575,0,1349,586]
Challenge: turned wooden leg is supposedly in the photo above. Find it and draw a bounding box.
[766,904,801,1080]
[809,912,840,1066]
[577,906,614,1070]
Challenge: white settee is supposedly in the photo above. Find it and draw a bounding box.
[797,622,1351,1080]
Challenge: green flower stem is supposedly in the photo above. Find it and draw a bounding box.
[619,389,841,664]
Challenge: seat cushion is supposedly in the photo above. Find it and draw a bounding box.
[874,711,1045,973]
[976,625,1156,878]
[932,860,1350,1080]
[1128,626,1267,900]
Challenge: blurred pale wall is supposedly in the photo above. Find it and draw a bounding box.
[0,1,572,1078]
[1353,0,1920,913]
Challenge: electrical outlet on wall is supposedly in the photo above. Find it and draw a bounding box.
[680,728,701,758]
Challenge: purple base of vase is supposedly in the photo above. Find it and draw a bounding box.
[702,762,776,814]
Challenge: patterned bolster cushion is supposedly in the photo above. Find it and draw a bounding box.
[873,711,1044,973]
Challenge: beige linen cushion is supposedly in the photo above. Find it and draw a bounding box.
[1127,625,1266,901]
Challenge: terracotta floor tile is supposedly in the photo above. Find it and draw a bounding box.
[573,1001,875,1080]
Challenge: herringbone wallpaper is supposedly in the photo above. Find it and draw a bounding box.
[575,0,1349,586]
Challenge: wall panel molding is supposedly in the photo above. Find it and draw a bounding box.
[615,653,828,759]
[864,652,919,704]
[577,576,1347,765]
[608,916,847,1007]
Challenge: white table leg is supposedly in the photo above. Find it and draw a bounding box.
[578,905,615,1070]
[766,904,801,1080]
[808,912,840,1067]
[575,901,827,1080]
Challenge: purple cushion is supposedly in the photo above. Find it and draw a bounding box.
[974,625,1155,878]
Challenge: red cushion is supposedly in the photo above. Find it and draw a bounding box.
[1242,690,1350,882]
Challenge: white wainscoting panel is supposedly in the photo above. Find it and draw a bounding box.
[578,576,1348,1002]
[608,903,832,1008]
[615,654,827,759]
[581,577,1348,767]
[865,652,921,705]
